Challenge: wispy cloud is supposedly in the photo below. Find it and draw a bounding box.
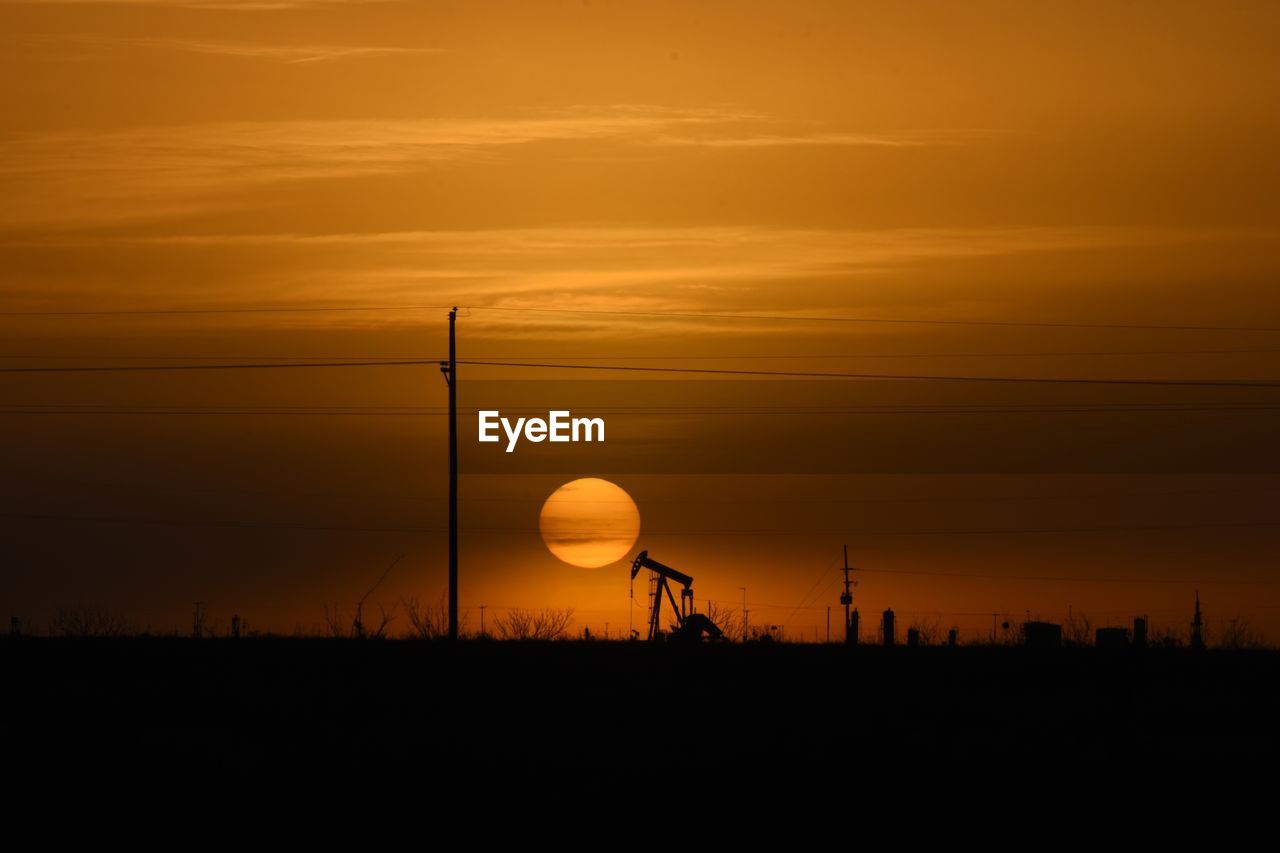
[28,34,443,64]
[0,105,1006,230]
[654,129,1011,148]
[0,106,753,228]
[3,224,1249,329]
[10,0,391,9]
[258,225,1231,313]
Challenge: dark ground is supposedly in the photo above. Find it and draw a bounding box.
[3,638,1277,786]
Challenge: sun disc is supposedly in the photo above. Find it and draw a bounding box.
[538,478,641,568]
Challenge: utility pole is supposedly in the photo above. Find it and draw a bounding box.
[479,604,486,637]
[440,307,459,642]
[826,606,830,643]
[739,586,748,643]
[192,601,204,639]
[840,545,857,645]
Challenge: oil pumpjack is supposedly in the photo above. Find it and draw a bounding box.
[630,550,724,642]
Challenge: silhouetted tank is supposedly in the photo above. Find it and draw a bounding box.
[1022,621,1062,649]
[1095,627,1130,649]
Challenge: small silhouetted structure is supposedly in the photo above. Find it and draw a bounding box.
[907,627,920,648]
[850,608,860,646]
[192,601,205,639]
[9,616,20,637]
[1096,627,1130,649]
[882,609,895,647]
[1133,616,1147,649]
[1023,621,1062,649]
[1190,591,1205,651]
[231,614,241,639]
[947,628,958,647]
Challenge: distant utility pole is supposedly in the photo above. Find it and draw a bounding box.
[192,601,205,639]
[826,606,831,643]
[840,545,857,645]
[739,587,748,643]
[440,308,459,642]
[479,604,486,637]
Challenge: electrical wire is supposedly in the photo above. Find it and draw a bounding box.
[4,510,1280,538]
[467,305,1280,334]
[6,347,1280,360]
[3,301,1279,333]
[455,360,1280,388]
[2,356,1280,388]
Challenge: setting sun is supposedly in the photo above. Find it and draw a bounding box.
[538,478,641,569]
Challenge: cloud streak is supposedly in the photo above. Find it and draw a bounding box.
[654,130,1012,148]
[11,0,391,9]
[3,224,1255,329]
[0,106,753,228]
[0,105,1005,230]
[27,35,443,64]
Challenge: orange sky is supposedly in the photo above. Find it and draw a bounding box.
[1,0,1278,641]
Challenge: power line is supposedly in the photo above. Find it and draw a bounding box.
[790,571,844,624]
[850,565,1280,586]
[5,404,1280,416]
[787,565,837,624]
[6,347,1280,360]
[3,509,1280,538]
[0,359,435,374]
[0,304,454,317]
[467,305,1280,334]
[3,300,1279,333]
[3,400,1278,411]
[482,348,1280,358]
[4,356,1280,389]
[5,468,1279,506]
[456,360,1280,388]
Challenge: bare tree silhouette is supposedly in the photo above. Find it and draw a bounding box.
[324,603,397,639]
[1064,610,1093,647]
[322,604,348,638]
[1219,617,1265,650]
[703,601,740,638]
[747,623,783,642]
[1149,624,1186,648]
[494,607,575,640]
[909,616,943,646]
[51,606,132,638]
[402,594,465,639]
[363,604,397,639]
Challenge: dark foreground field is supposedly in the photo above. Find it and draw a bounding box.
[3,638,1277,783]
